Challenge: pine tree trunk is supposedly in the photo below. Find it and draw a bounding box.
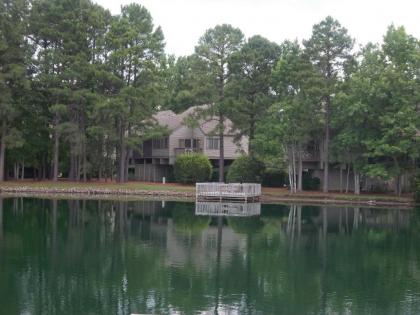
[219,114,225,183]
[339,165,343,193]
[297,147,303,192]
[14,163,18,180]
[395,174,402,197]
[125,149,131,182]
[0,121,6,182]
[354,172,360,195]
[346,164,350,193]
[323,97,330,193]
[292,145,296,193]
[118,144,126,183]
[248,118,255,156]
[52,129,59,181]
[82,140,87,182]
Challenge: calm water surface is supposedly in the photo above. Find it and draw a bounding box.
[0,197,419,315]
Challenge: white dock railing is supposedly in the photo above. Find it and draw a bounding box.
[195,201,261,217]
[196,183,261,200]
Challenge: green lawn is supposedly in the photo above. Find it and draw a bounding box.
[0,180,195,192]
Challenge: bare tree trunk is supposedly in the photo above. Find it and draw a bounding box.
[395,174,402,197]
[287,145,297,193]
[345,164,350,194]
[297,147,303,191]
[292,144,297,193]
[339,165,343,193]
[354,172,360,195]
[52,129,59,181]
[248,118,255,156]
[82,140,87,182]
[323,98,330,193]
[297,147,303,192]
[14,163,18,180]
[219,113,225,183]
[125,148,131,182]
[118,144,126,183]
[21,159,24,180]
[0,121,6,182]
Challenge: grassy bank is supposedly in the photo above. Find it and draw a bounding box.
[0,180,413,207]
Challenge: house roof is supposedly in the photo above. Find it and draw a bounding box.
[153,110,182,130]
[154,105,237,136]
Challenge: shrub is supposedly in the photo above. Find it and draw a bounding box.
[262,168,288,187]
[302,172,321,190]
[226,155,265,183]
[413,175,420,204]
[174,153,212,184]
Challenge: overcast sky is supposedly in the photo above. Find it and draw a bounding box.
[94,0,419,56]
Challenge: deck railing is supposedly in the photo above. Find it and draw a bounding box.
[196,183,261,200]
[195,201,261,217]
[174,148,203,156]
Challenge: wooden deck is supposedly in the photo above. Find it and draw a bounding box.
[196,183,261,202]
[195,201,261,217]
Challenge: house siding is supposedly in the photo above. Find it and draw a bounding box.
[203,135,247,160]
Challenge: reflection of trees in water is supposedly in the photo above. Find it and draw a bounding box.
[1,198,420,314]
[171,202,210,235]
[0,197,3,240]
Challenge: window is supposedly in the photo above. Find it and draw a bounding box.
[152,137,168,149]
[178,139,201,149]
[207,137,219,150]
[185,139,192,148]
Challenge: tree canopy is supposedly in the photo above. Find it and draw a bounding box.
[0,1,418,196]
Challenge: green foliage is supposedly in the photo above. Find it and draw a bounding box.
[174,153,212,184]
[171,203,211,234]
[302,172,321,191]
[261,168,288,187]
[226,155,265,183]
[227,35,281,154]
[161,55,214,113]
[228,217,265,234]
[413,175,420,204]
[194,24,244,182]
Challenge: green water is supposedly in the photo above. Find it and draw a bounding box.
[0,198,420,315]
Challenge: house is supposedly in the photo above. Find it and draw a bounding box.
[129,105,248,182]
[300,142,412,193]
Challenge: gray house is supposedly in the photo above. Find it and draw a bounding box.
[130,105,248,182]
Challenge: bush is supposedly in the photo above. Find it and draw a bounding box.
[226,155,265,183]
[174,153,212,184]
[413,175,420,204]
[302,172,321,190]
[262,168,288,187]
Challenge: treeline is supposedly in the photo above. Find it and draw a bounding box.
[0,0,419,194]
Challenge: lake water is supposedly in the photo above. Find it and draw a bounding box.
[0,197,419,315]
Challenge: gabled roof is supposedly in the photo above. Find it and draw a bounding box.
[153,110,182,130]
[154,105,237,136]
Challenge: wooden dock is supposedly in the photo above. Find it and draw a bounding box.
[195,201,261,217]
[196,183,261,202]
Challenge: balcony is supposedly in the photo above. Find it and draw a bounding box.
[174,148,203,156]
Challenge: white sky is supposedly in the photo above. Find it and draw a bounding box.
[94,0,420,56]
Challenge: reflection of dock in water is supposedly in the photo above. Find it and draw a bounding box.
[196,183,261,202]
[195,201,261,217]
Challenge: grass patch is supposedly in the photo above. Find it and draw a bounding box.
[0,180,195,192]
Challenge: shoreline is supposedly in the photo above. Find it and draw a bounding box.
[0,182,414,209]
